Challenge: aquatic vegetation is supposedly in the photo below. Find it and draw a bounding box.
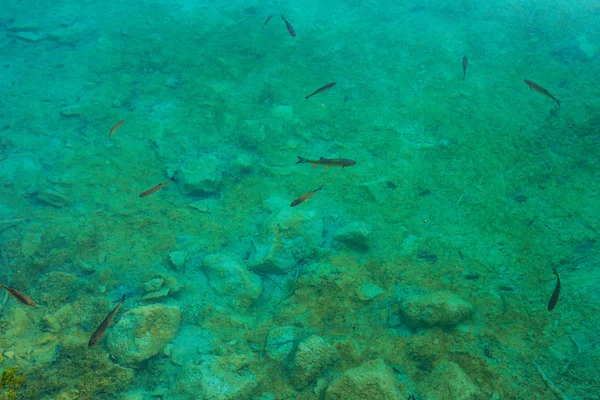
[0,366,24,400]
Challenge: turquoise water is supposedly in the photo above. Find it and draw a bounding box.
[1,0,599,398]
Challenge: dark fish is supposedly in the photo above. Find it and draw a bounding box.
[290,185,323,207]
[109,120,125,139]
[0,284,35,306]
[524,79,561,107]
[462,56,468,80]
[262,15,273,28]
[139,177,174,197]
[305,82,336,99]
[547,266,560,311]
[281,14,296,37]
[88,294,126,347]
[296,156,356,168]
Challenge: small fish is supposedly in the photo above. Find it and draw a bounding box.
[0,284,35,306]
[547,266,561,311]
[262,15,273,28]
[281,14,296,37]
[524,79,561,107]
[139,177,174,198]
[290,185,323,207]
[109,120,125,139]
[88,294,126,348]
[296,156,356,168]
[462,56,468,80]
[305,82,336,100]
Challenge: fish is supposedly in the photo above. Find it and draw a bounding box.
[305,82,336,100]
[462,56,468,80]
[296,156,356,168]
[524,79,561,107]
[88,294,126,348]
[0,284,35,306]
[262,15,273,28]
[290,185,323,207]
[139,177,174,198]
[281,14,296,37]
[547,266,560,311]
[109,120,125,139]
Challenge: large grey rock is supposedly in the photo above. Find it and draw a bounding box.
[203,253,262,309]
[325,359,408,400]
[249,205,324,274]
[180,155,223,196]
[334,221,370,251]
[171,356,259,400]
[107,304,181,365]
[400,291,473,328]
[293,335,336,388]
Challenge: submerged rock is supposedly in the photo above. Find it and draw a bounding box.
[423,360,481,400]
[202,253,262,309]
[107,304,180,365]
[325,359,408,400]
[293,335,336,389]
[333,221,370,251]
[399,291,473,328]
[180,155,223,196]
[249,204,324,274]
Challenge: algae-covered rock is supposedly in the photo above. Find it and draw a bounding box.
[357,283,384,302]
[265,325,302,362]
[325,359,408,400]
[202,253,262,309]
[422,360,481,400]
[171,356,259,399]
[293,335,336,389]
[333,221,370,251]
[249,204,324,274]
[180,154,223,196]
[400,291,473,328]
[107,304,180,365]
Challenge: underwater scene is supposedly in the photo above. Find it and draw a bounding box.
[1,0,599,399]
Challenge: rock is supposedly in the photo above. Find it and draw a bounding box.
[37,189,70,207]
[142,277,164,293]
[168,325,215,366]
[399,291,473,328]
[141,287,170,301]
[171,356,259,399]
[107,304,181,365]
[334,221,370,251]
[293,336,336,388]
[169,251,187,272]
[202,253,262,309]
[422,361,481,400]
[265,326,302,362]
[249,205,324,274]
[325,359,408,400]
[357,283,384,302]
[180,155,223,196]
[13,31,41,42]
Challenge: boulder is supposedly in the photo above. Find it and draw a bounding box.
[180,155,223,196]
[333,222,370,251]
[422,360,481,400]
[325,359,407,400]
[293,335,336,388]
[108,304,180,365]
[202,253,262,309]
[400,291,473,328]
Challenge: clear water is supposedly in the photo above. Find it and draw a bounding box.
[1,0,599,398]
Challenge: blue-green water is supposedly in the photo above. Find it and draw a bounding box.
[1,0,599,398]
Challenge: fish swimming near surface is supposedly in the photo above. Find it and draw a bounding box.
[262,15,273,28]
[305,82,336,99]
[547,266,561,311]
[109,120,125,139]
[139,177,174,198]
[0,284,35,306]
[296,156,356,168]
[281,14,296,37]
[462,56,468,80]
[290,185,323,207]
[88,294,126,348]
[524,79,561,107]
